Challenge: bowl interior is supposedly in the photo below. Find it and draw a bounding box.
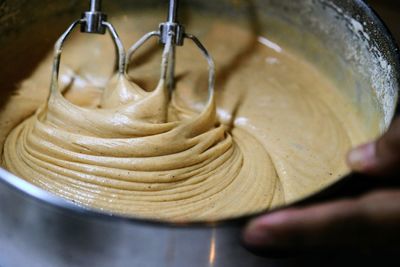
[0,0,398,221]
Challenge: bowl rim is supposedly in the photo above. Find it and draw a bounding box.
[0,0,399,228]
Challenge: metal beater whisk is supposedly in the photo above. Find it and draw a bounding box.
[49,0,125,95]
[126,0,215,97]
[49,0,214,104]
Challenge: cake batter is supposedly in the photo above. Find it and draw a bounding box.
[0,13,370,221]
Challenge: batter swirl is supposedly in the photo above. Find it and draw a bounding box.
[3,73,281,221]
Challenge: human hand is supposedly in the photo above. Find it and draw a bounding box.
[243,117,400,252]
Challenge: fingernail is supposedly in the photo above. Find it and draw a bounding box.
[243,213,287,247]
[347,142,377,172]
[243,221,274,247]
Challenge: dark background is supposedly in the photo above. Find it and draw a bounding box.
[369,0,400,43]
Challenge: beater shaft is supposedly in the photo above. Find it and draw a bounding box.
[90,0,102,11]
[168,0,179,23]
[166,0,178,91]
[159,0,185,91]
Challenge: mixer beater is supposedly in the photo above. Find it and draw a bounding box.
[49,0,125,97]
[49,0,215,105]
[127,0,216,100]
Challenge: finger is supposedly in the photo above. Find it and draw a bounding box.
[243,200,362,251]
[347,117,400,176]
[243,190,400,252]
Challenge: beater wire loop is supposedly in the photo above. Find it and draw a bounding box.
[49,0,125,96]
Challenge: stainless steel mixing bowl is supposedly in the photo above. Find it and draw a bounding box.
[0,1,399,266]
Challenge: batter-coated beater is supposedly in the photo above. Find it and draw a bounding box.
[126,0,215,98]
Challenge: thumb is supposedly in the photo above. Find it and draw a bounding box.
[347,117,400,176]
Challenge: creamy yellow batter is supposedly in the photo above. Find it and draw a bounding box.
[0,13,369,221]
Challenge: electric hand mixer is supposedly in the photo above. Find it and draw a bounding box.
[49,0,215,102]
